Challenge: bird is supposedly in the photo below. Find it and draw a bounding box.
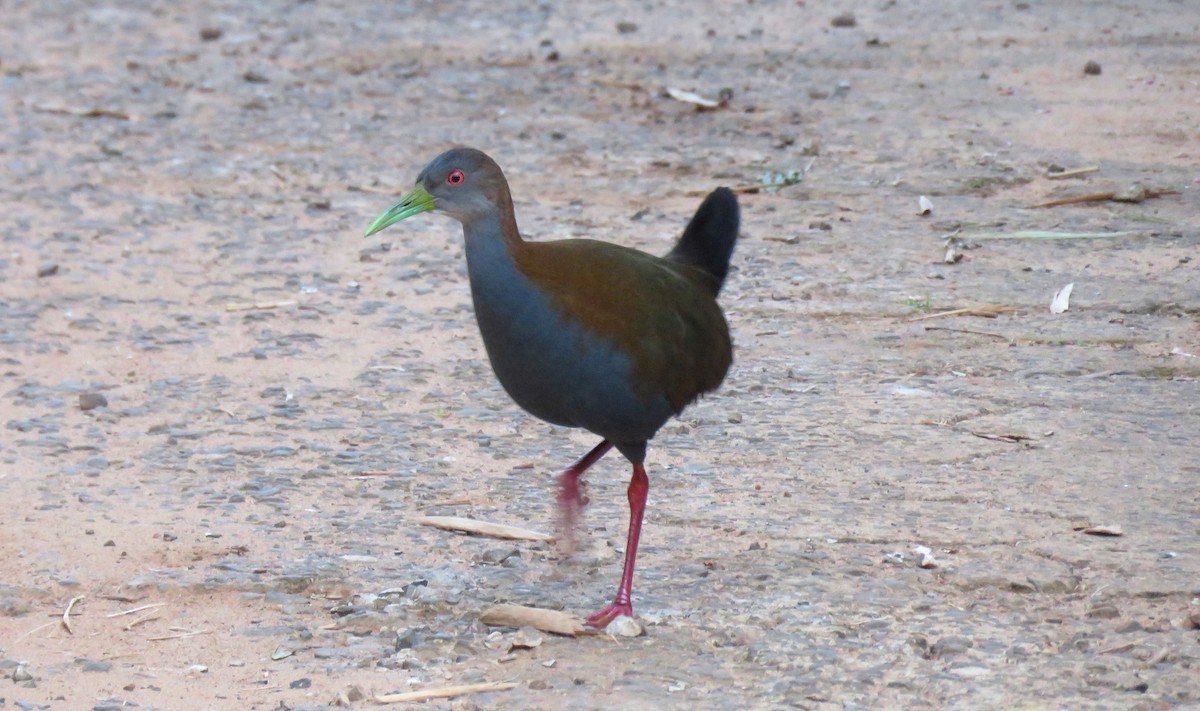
[364,147,739,629]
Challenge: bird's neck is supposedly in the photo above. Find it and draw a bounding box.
[461,204,527,289]
[461,196,524,264]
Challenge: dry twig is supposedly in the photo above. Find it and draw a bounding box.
[418,515,555,542]
[149,628,211,641]
[1046,166,1099,179]
[924,326,1011,340]
[31,104,130,120]
[909,305,1014,322]
[374,682,517,705]
[225,300,296,312]
[107,602,165,618]
[1030,188,1178,208]
[480,604,587,636]
[970,431,1034,443]
[16,621,57,642]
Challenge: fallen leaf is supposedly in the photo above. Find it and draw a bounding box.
[665,86,721,109]
[1050,282,1074,314]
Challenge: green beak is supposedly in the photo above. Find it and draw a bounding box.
[364,184,436,236]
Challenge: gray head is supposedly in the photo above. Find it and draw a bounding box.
[364,148,513,235]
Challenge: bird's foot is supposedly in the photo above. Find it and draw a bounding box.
[555,472,589,553]
[585,601,634,630]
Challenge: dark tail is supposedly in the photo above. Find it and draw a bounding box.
[666,187,739,294]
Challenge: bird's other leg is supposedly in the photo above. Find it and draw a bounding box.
[556,440,613,551]
[586,462,649,629]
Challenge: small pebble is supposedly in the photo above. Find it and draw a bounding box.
[37,263,59,277]
[394,628,423,650]
[77,659,113,672]
[1086,605,1120,619]
[615,21,638,34]
[1083,60,1102,75]
[479,547,519,565]
[199,27,223,41]
[831,13,857,27]
[606,615,644,637]
[79,392,108,411]
[931,636,974,658]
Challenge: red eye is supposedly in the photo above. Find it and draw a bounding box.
[446,169,465,186]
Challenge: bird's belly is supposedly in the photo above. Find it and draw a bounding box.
[472,296,673,443]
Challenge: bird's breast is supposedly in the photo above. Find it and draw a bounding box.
[462,235,674,443]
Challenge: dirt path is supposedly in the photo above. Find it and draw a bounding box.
[1,2,1197,709]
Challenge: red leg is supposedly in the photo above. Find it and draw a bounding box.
[586,463,649,629]
[556,440,613,546]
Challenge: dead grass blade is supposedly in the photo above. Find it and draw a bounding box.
[374,681,517,705]
[106,603,166,618]
[149,628,211,641]
[1029,186,1178,208]
[125,611,162,630]
[1046,166,1099,179]
[31,104,130,120]
[16,621,57,642]
[480,604,587,636]
[418,515,555,542]
[971,230,1135,240]
[970,431,1034,443]
[909,304,1015,322]
[924,326,1011,340]
[224,300,296,312]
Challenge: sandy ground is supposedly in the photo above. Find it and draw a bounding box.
[1,1,1198,709]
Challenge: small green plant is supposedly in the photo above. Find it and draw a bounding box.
[904,294,933,313]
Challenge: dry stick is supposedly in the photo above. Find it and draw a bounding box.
[970,431,1034,443]
[1098,639,1143,655]
[149,629,211,641]
[479,604,587,637]
[31,104,130,120]
[98,594,140,603]
[1046,166,1099,179]
[1030,189,1179,208]
[374,682,518,705]
[125,612,162,630]
[909,306,1012,322]
[224,300,296,312]
[426,498,476,507]
[62,595,85,635]
[418,515,555,542]
[107,603,166,618]
[924,326,1011,340]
